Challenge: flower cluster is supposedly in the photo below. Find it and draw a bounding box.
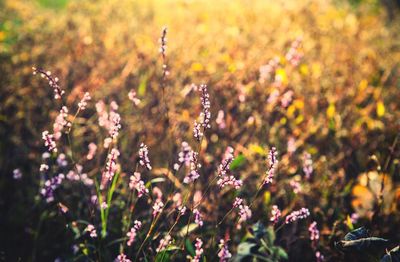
[32,67,64,99]
[233,197,252,225]
[218,239,232,262]
[217,147,242,189]
[78,92,91,111]
[54,106,70,139]
[152,199,164,217]
[216,110,226,129]
[303,152,313,179]
[42,130,57,153]
[128,89,141,106]
[285,37,303,66]
[13,169,22,179]
[270,205,282,225]
[139,143,152,170]
[156,234,172,252]
[127,220,142,246]
[285,208,310,224]
[308,221,320,244]
[263,147,278,185]
[193,208,203,227]
[290,180,302,194]
[159,27,170,78]
[41,173,65,202]
[193,84,211,141]
[40,164,49,172]
[259,56,279,84]
[109,111,121,139]
[315,251,325,262]
[174,141,192,170]
[115,253,131,262]
[192,238,204,262]
[84,224,97,238]
[129,172,148,197]
[183,150,200,184]
[86,143,97,160]
[102,148,120,187]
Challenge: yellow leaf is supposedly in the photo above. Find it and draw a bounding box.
[376,101,385,117]
[358,79,368,91]
[190,62,204,72]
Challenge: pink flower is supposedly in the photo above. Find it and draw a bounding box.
[217,147,242,189]
[109,111,121,139]
[290,180,302,194]
[126,220,142,246]
[115,253,131,262]
[86,143,97,160]
[303,152,313,179]
[13,169,22,179]
[316,251,325,262]
[193,84,211,141]
[216,110,226,129]
[285,208,310,224]
[128,90,141,106]
[78,92,91,111]
[309,221,320,244]
[218,239,232,262]
[53,106,70,140]
[156,234,172,252]
[42,131,57,153]
[102,148,120,187]
[32,67,64,99]
[263,147,278,185]
[193,208,203,227]
[129,172,148,198]
[85,224,97,238]
[270,205,281,225]
[192,238,204,262]
[139,143,152,170]
[152,199,164,217]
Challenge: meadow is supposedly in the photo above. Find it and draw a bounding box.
[1,0,400,261]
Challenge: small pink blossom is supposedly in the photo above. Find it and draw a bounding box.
[193,208,203,227]
[126,220,142,246]
[152,199,164,217]
[129,172,148,198]
[86,143,97,160]
[115,253,131,262]
[218,239,232,262]
[192,238,204,262]
[42,131,57,153]
[78,92,91,111]
[139,143,152,170]
[128,90,141,106]
[156,234,172,252]
[85,224,97,238]
[285,208,310,224]
[13,169,22,179]
[270,205,281,225]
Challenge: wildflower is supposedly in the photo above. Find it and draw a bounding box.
[40,174,64,202]
[193,84,211,141]
[350,213,359,224]
[127,220,142,246]
[101,202,108,209]
[216,110,226,129]
[13,169,22,179]
[193,208,203,227]
[192,238,204,262]
[86,143,97,160]
[218,239,232,262]
[152,187,163,200]
[178,206,187,215]
[104,137,112,148]
[238,204,252,224]
[233,197,243,208]
[57,153,68,167]
[128,89,141,106]
[173,193,186,214]
[109,111,121,139]
[316,251,325,262]
[129,172,148,198]
[287,137,297,154]
[259,57,279,84]
[32,67,64,99]
[174,141,192,170]
[156,234,172,252]
[139,143,152,170]
[42,152,51,159]
[285,37,303,66]
[115,253,131,262]
[267,89,280,105]
[270,205,281,225]
[42,131,57,153]
[290,180,302,194]
[217,147,242,189]
[85,224,97,238]
[281,90,294,108]
[285,208,310,224]
[159,27,170,78]
[78,92,91,111]
[263,147,278,185]
[183,151,200,184]
[102,148,120,184]
[309,221,320,245]
[152,199,164,217]
[303,152,313,179]
[40,164,49,172]
[53,106,70,139]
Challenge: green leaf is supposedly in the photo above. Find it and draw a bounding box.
[178,223,198,237]
[138,74,148,96]
[185,239,196,257]
[251,221,267,240]
[230,154,246,170]
[236,242,258,257]
[381,246,400,262]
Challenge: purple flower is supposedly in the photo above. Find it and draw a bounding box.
[193,208,204,227]
[42,130,57,153]
[193,84,211,141]
[309,221,320,244]
[303,152,313,179]
[13,169,22,179]
[102,148,120,187]
[192,238,204,262]
[32,67,64,99]
[129,172,148,197]
[218,239,232,262]
[270,205,281,225]
[127,220,142,246]
[156,234,172,252]
[285,208,310,224]
[263,147,278,185]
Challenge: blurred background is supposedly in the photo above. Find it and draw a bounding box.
[1,0,400,261]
